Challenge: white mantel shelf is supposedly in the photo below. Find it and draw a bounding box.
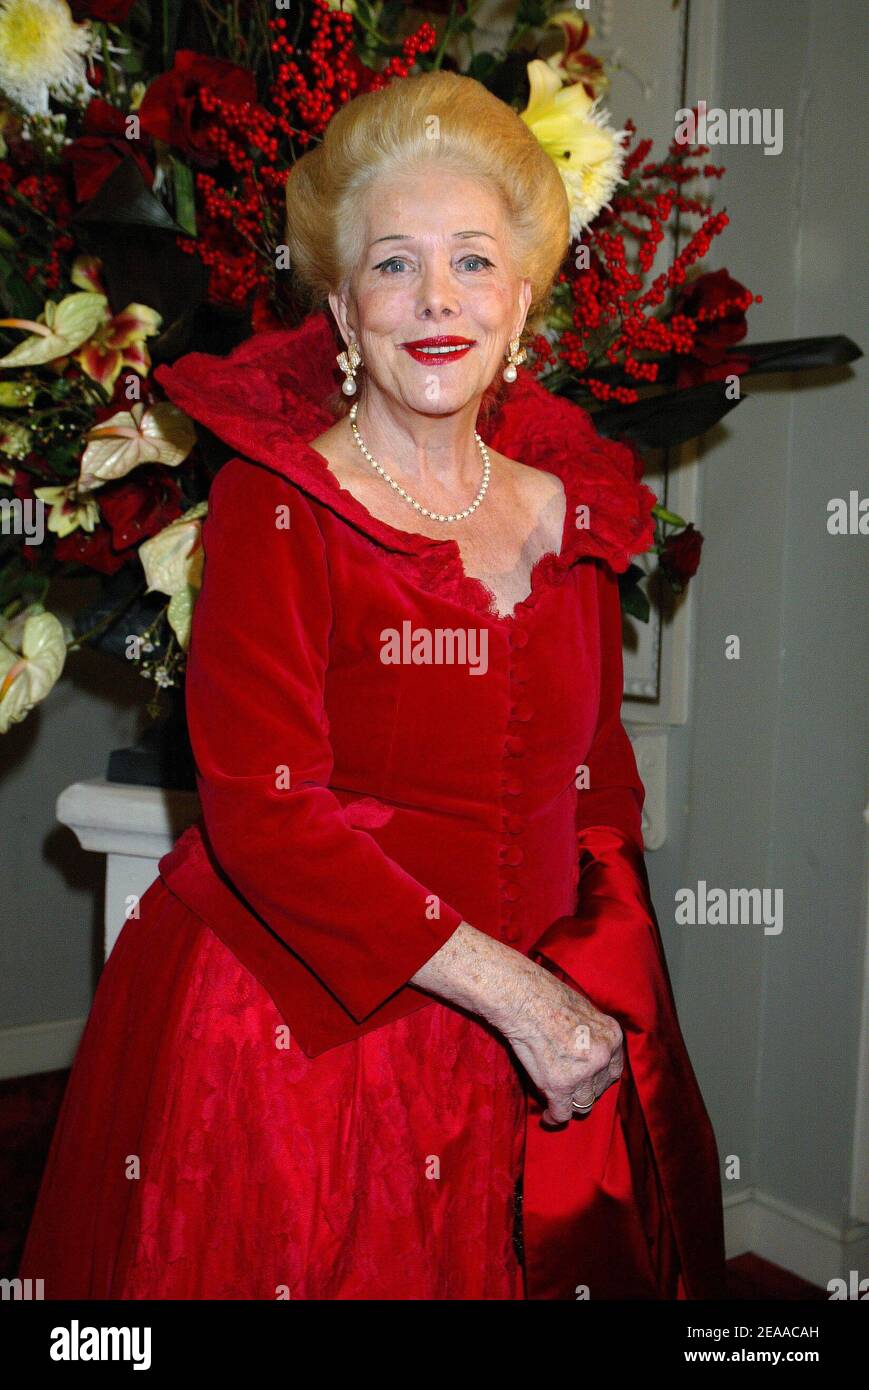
[56,779,200,955]
[58,727,667,957]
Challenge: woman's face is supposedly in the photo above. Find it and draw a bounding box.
[329,168,531,416]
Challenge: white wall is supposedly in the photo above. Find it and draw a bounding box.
[645,0,868,1277]
[0,577,143,1067]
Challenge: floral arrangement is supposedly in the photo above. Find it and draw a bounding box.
[0,0,857,756]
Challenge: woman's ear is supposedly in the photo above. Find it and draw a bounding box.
[513,278,533,340]
[328,289,356,346]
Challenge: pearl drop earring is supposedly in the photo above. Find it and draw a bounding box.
[337,338,362,396]
[503,336,527,383]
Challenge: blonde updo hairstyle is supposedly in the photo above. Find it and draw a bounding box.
[284,70,571,353]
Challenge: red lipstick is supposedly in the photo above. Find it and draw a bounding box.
[400,335,476,365]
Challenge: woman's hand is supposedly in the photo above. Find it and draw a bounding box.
[496,963,624,1126]
[411,921,623,1124]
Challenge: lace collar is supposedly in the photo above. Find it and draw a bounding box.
[154,309,655,620]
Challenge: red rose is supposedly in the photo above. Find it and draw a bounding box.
[64,97,154,203]
[660,523,703,590]
[54,471,184,576]
[53,525,129,575]
[98,470,184,552]
[675,268,752,388]
[69,1,138,20]
[138,51,257,165]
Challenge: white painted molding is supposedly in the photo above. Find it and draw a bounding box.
[625,723,668,851]
[723,1187,869,1294]
[849,802,869,1222]
[0,1017,86,1082]
[55,778,200,861]
[56,779,200,956]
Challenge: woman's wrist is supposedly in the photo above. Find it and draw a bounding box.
[411,920,541,1038]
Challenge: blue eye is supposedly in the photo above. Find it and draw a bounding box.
[372,255,495,275]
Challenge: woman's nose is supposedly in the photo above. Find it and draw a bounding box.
[416,258,460,319]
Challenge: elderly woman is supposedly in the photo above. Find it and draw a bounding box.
[21,72,725,1300]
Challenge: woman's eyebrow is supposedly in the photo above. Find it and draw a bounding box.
[368,230,496,246]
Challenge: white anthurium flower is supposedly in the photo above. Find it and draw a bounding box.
[166,584,198,653]
[0,291,107,368]
[79,401,196,491]
[139,502,207,651]
[519,59,627,239]
[0,605,67,733]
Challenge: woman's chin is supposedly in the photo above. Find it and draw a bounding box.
[392,372,492,415]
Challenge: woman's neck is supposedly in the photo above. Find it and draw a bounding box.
[347,390,485,492]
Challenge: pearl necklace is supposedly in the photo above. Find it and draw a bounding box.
[348,401,491,523]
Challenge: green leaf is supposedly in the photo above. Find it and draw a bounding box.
[516,0,549,27]
[468,52,498,82]
[0,251,42,319]
[618,564,650,623]
[171,157,197,237]
[619,581,650,624]
[653,504,687,527]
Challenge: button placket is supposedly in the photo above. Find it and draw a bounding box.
[497,617,535,947]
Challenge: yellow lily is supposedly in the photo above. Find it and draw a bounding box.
[519,59,626,239]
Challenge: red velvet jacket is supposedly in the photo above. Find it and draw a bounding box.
[153,310,726,1300]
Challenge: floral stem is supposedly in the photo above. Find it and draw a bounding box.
[67,583,147,651]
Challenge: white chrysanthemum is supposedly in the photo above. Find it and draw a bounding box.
[0,0,93,116]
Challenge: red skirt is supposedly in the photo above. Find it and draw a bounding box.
[20,877,526,1300]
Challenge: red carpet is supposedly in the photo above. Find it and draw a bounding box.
[1,1069,828,1298]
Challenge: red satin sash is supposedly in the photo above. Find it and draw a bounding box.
[522,828,727,1300]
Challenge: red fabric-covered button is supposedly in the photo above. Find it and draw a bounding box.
[500,881,521,902]
[510,700,533,722]
[503,775,522,795]
[502,812,523,834]
[503,922,522,943]
[504,735,525,756]
[499,845,524,867]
